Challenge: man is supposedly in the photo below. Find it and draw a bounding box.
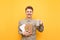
[18,6,44,40]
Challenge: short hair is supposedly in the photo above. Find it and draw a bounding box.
[25,6,33,11]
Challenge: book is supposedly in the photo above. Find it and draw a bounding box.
[19,24,26,33]
[25,24,32,35]
[19,24,32,35]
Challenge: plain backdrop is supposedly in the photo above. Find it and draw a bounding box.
[0,0,60,40]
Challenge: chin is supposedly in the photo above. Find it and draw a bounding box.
[27,16,31,18]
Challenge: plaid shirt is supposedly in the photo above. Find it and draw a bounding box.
[18,19,44,40]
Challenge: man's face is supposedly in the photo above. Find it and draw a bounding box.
[25,9,33,18]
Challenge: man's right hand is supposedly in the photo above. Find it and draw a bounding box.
[22,31,30,36]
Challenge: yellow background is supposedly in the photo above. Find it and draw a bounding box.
[0,0,60,40]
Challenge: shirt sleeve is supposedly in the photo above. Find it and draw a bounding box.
[36,20,44,32]
[18,21,23,35]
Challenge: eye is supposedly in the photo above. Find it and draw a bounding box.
[26,11,32,13]
[27,11,29,12]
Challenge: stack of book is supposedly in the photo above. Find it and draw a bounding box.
[19,24,32,35]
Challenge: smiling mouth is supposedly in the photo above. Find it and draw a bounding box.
[27,14,31,15]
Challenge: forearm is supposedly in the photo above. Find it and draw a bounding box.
[37,24,44,32]
[18,24,23,35]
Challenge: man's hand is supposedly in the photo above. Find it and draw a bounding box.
[22,31,30,36]
[40,20,43,24]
